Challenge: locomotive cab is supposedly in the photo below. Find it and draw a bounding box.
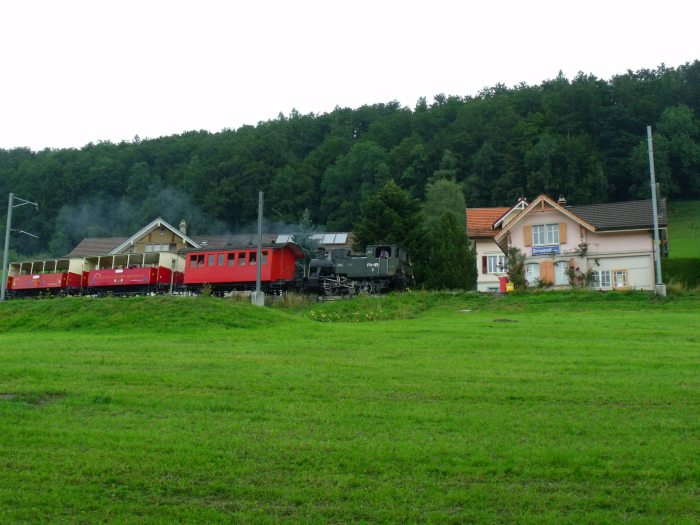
[366,244,410,264]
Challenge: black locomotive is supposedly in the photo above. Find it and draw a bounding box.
[304,244,414,295]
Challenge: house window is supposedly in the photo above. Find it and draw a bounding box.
[591,270,611,289]
[526,263,540,285]
[487,255,506,274]
[145,243,173,252]
[532,224,559,245]
[532,225,545,246]
[554,261,569,285]
[613,269,628,289]
[546,224,560,245]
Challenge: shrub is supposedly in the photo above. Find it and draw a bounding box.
[662,258,700,288]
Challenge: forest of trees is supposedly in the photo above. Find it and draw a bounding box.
[1,61,699,262]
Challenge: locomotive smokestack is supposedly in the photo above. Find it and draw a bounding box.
[179,220,187,235]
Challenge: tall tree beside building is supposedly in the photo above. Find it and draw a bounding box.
[352,180,422,253]
[422,178,467,232]
[421,212,476,290]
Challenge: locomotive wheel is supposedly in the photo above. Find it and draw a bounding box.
[356,280,375,294]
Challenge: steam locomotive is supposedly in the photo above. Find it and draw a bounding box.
[304,244,414,295]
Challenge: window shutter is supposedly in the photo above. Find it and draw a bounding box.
[541,260,554,284]
[559,222,567,244]
[524,225,532,246]
[482,256,487,274]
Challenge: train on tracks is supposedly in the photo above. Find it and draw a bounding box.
[5,243,413,298]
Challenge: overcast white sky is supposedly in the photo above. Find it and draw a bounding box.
[0,0,697,151]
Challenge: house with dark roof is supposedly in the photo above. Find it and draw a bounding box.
[468,195,668,291]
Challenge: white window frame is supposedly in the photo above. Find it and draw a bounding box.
[546,223,560,245]
[487,255,506,274]
[525,263,540,285]
[590,270,611,290]
[554,261,568,285]
[145,243,171,253]
[532,223,560,246]
[532,225,545,246]
[613,269,628,289]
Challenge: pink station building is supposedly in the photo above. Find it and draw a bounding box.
[467,194,668,292]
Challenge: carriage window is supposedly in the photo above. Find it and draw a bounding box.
[262,251,268,264]
[238,253,246,265]
[376,247,391,258]
[227,253,235,266]
[218,254,225,266]
[197,255,205,268]
[189,256,197,269]
[208,254,215,266]
[249,252,257,265]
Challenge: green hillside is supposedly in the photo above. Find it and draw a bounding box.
[2,61,700,260]
[668,200,700,258]
[1,292,698,523]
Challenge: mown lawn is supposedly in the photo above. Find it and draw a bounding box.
[0,293,698,523]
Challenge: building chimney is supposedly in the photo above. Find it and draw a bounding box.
[557,195,567,206]
[179,220,187,235]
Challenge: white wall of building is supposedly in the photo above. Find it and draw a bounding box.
[474,238,506,292]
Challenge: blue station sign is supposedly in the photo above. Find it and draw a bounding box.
[532,245,560,256]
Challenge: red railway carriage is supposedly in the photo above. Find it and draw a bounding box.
[86,266,183,294]
[183,243,303,292]
[7,258,84,297]
[9,272,82,297]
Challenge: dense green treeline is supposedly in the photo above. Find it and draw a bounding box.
[1,61,700,258]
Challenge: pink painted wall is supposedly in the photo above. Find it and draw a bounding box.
[508,210,654,257]
[586,230,653,255]
[508,210,582,256]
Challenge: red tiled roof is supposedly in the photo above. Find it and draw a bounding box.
[466,208,509,238]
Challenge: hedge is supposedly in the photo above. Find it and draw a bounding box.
[662,258,700,288]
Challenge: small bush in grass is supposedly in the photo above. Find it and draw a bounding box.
[662,258,700,288]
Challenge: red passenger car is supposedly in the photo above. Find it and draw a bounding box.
[7,258,84,297]
[85,266,183,295]
[8,272,82,297]
[183,243,303,293]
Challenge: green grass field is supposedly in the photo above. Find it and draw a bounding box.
[668,200,700,258]
[1,292,699,523]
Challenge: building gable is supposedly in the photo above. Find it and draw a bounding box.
[109,218,200,254]
[494,195,596,247]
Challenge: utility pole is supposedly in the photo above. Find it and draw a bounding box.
[251,191,265,306]
[646,126,666,297]
[1,193,39,301]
